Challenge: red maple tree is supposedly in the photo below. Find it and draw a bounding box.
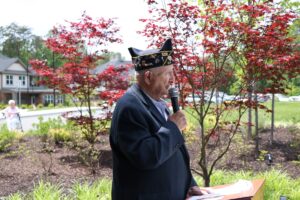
[140,0,299,186]
[228,2,299,148]
[30,13,130,145]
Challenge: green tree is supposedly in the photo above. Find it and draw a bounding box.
[0,23,33,64]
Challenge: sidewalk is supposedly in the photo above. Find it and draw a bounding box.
[0,107,100,119]
[0,107,101,131]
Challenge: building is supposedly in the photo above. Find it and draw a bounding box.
[94,56,134,93]
[94,55,133,75]
[0,54,135,105]
[0,54,63,105]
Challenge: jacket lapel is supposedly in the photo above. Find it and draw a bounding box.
[128,84,192,173]
[128,84,166,125]
[148,104,167,124]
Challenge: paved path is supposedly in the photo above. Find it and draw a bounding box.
[0,107,101,132]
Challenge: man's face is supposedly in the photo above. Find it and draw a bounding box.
[149,65,175,98]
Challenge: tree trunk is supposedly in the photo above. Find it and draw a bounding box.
[203,172,210,187]
[199,103,210,186]
[246,0,254,140]
[270,93,275,145]
[254,92,259,157]
[247,90,252,139]
[215,89,219,115]
[52,52,56,107]
[53,88,56,106]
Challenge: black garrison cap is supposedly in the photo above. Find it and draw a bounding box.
[128,39,173,71]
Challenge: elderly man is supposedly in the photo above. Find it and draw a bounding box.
[110,39,204,200]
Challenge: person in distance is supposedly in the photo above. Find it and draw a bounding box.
[2,99,21,131]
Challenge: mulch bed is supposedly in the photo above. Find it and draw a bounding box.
[0,126,299,197]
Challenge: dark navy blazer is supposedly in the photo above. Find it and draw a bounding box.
[110,84,197,200]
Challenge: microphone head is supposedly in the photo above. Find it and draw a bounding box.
[168,87,178,98]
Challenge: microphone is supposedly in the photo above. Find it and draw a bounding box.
[168,87,179,113]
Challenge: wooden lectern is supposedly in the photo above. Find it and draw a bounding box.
[209,179,265,200]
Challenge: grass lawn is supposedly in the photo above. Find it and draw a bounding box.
[185,101,300,129]
[242,101,300,128]
[263,101,300,126]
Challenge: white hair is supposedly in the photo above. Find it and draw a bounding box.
[8,100,15,105]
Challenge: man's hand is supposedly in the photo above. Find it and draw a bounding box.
[186,186,209,199]
[168,110,187,131]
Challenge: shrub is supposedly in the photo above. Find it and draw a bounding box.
[30,116,52,143]
[64,95,74,106]
[47,103,54,108]
[37,104,43,109]
[0,103,6,109]
[29,116,78,146]
[20,104,28,109]
[31,117,73,135]
[56,103,64,108]
[0,125,18,152]
[49,128,72,144]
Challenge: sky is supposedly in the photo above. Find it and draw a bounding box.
[0,0,151,60]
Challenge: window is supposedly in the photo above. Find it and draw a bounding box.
[43,94,64,105]
[57,95,64,104]
[6,75,13,85]
[44,94,54,104]
[19,76,26,86]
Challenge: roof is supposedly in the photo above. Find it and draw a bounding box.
[94,59,134,75]
[0,54,27,72]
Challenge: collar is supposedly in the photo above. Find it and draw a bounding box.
[127,83,167,123]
